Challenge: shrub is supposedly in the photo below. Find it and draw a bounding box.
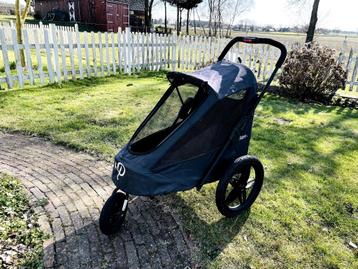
[278,44,347,103]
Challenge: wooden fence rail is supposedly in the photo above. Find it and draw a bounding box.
[0,23,357,93]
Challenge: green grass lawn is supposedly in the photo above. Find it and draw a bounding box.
[0,74,357,268]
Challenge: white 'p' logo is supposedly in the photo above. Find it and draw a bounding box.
[115,162,126,178]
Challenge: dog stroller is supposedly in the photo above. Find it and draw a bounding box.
[99,37,287,235]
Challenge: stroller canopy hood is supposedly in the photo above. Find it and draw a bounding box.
[167,60,257,99]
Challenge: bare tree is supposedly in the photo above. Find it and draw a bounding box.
[180,0,203,35]
[144,0,155,32]
[162,0,171,33]
[288,0,321,43]
[164,1,167,33]
[195,9,206,35]
[15,0,32,67]
[224,0,253,37]
[207,0,215,36]
[166,0,198,35]
[204,0,252,37]
[306,0,320,43]
[193,9,196,34]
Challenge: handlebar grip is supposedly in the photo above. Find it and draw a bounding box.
[218,36,287,68]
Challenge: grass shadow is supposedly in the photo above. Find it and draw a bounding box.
[169,193,251,263]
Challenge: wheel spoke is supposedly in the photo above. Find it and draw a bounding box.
[246,178,255,189]
[225,187,241,204]
[241,188,247,202]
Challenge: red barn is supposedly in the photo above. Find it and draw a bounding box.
[34,0,144,32]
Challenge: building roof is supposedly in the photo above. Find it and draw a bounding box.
[130,0,144,11]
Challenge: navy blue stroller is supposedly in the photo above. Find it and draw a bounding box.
[100,37,287,235]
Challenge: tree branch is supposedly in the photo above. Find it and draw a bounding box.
[21,0,32,21]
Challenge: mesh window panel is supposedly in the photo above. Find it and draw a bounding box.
[158,91,248,167]
[130,84,201,153]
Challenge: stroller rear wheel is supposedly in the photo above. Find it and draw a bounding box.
[216,155,264,218]
[99,191,128,235]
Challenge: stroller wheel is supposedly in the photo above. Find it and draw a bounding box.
[216,155,264,218]
[99,191,129,235]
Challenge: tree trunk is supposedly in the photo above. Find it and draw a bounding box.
[196,9,205,35]
[186,9,189,35]
[208,1,212,36]
[164,1,167,34]
[144,0,149,32]
[193,9,196,34]
[218,0,221,37]
[179,9,182,33]
[176,5,180,35]
[305,0,320,43]
[15,0,25,67]
[149,0,154,31]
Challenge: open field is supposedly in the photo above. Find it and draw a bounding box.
[186,27,358,51]
[232,31,358,51]
[0,74,357,268]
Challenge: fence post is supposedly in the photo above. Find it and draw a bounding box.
[111,32,116,74]
[118,29,122,73]
[11,28,24,88]
[91,31,98,77]
[141,33,145,71]
[44,28,54,83]
[34,29,45,84]
[84,31,91,77]
[23,29,34,85]
[125,27,132,75]
[150,33,154,71]
[59,30,68,81]
[50,24,61,83]
[98,32,104,76]
[75,24,83,79]
[349,56,358,91]
[345,48,353,76]
[105,32,110,74]
[0,29,13,89]
[172,34,176,71]
[123,28,128,74]
[67,30,76,80]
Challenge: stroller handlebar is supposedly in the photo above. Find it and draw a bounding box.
[217,36,287,68]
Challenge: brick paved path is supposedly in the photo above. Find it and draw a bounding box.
[0,133,195,269]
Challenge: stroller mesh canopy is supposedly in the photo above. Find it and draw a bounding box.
[167,60,257,99]
[157,94,247,168]
[130,84,205,153]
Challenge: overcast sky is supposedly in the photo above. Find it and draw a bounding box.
[152,0,358,31]
[1,0,357,31]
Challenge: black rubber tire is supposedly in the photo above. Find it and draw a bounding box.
[216,155,264,218]
[99,192,128,235]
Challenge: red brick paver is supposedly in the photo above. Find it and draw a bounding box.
[0,133,194,269]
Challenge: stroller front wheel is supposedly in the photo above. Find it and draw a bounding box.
[99,191,129,235]
[216,155,264,218]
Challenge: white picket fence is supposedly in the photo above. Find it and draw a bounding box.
[0,23,357,92]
